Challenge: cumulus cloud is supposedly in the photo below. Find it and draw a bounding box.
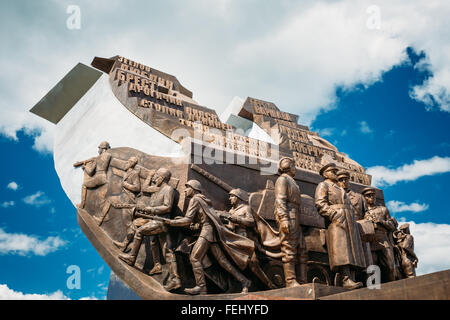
[0,228,66,256]
[367,156,450,187]
[1,1,449,152]
[359,121,372,134]
[0,285,69,300]
[6,182,19,191]
[406,221,450,276]
[22,191,51,207]
[387,200,429,213]
[0,283,100,300]
[0,201,15,208]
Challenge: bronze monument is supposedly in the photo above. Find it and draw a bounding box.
[29,54,427,300]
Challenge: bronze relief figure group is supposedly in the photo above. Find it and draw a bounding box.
[75,142,418,295]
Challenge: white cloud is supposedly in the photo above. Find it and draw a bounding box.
[315,128,335,137]
[0,201,15,208]
[6,182,18,191]
[359,121,372,134]
[1,1,450,152]
[387,200,429,213]
[0,228,66,256]
[406,221,450,276]
[0,284,69,300]
[22,191,51,207]
[367,156,450,187]
[0,283,101,300]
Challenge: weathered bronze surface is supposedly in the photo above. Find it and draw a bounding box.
[69,55,420,299]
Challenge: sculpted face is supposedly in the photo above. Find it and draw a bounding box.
[288,161,296,177]
[364,193,376,205]
[337,176,349,189]
[185,186,194,198]
[229,194,238,206]
[152,173,164,186]
[126,157,138,170]
[324,168,337,181]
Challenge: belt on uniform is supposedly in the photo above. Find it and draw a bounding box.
[330,204,353,210]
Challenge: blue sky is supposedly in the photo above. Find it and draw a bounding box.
[0,1,449,299]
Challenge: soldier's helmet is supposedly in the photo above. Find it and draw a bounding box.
[278,157,294,173]
[229,188,248,202]
[185,180,202,192]
[98,141,111,150]
[399,223,410,232]
[156,167,171,182]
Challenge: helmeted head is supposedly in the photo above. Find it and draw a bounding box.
[278,157,296,176]
[399,223,410,234]
[185,179,202,197]
[229,188,248,206]
[362,187,376,205]
[98,141,111,154]
[337,170,350,189]
[319,163,338,181]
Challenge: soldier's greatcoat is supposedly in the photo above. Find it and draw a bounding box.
[176,194,255,270]
[315,179,367,271]
[347,190,368,220]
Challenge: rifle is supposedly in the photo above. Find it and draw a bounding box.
[134,211,170,224]
[73,157,96,168]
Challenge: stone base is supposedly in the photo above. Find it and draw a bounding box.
[321,269,450,300]
[106,269,450,300]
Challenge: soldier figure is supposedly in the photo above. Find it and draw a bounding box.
[394,223,418,278]
[362,187,397,282]
[162,180,253,295]
[74,141,112,208]
[315,163,366,290]
[274,157,308,287]
[94,156,140,226]
[118,168,182,292]
[336,170,373,268]
[222,188,276,289]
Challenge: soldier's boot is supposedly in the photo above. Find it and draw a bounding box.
[283,262,301,288]
[184,263,207,295]
[164,253,181,292]
[342,276,363,290]
[341,267,362,290]
[149,242,163,275]
[298,262,308,285]
[113,232,133,252]
[113,239,130,252]
[119,236,142,267]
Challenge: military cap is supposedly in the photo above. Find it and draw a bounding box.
[98,141,111,149]
[319,162,337,176]
[185,179,202,192]
[337,170,350,179]
[361,187,376,195]
[278,157,295,173]
[229,188,248,202]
